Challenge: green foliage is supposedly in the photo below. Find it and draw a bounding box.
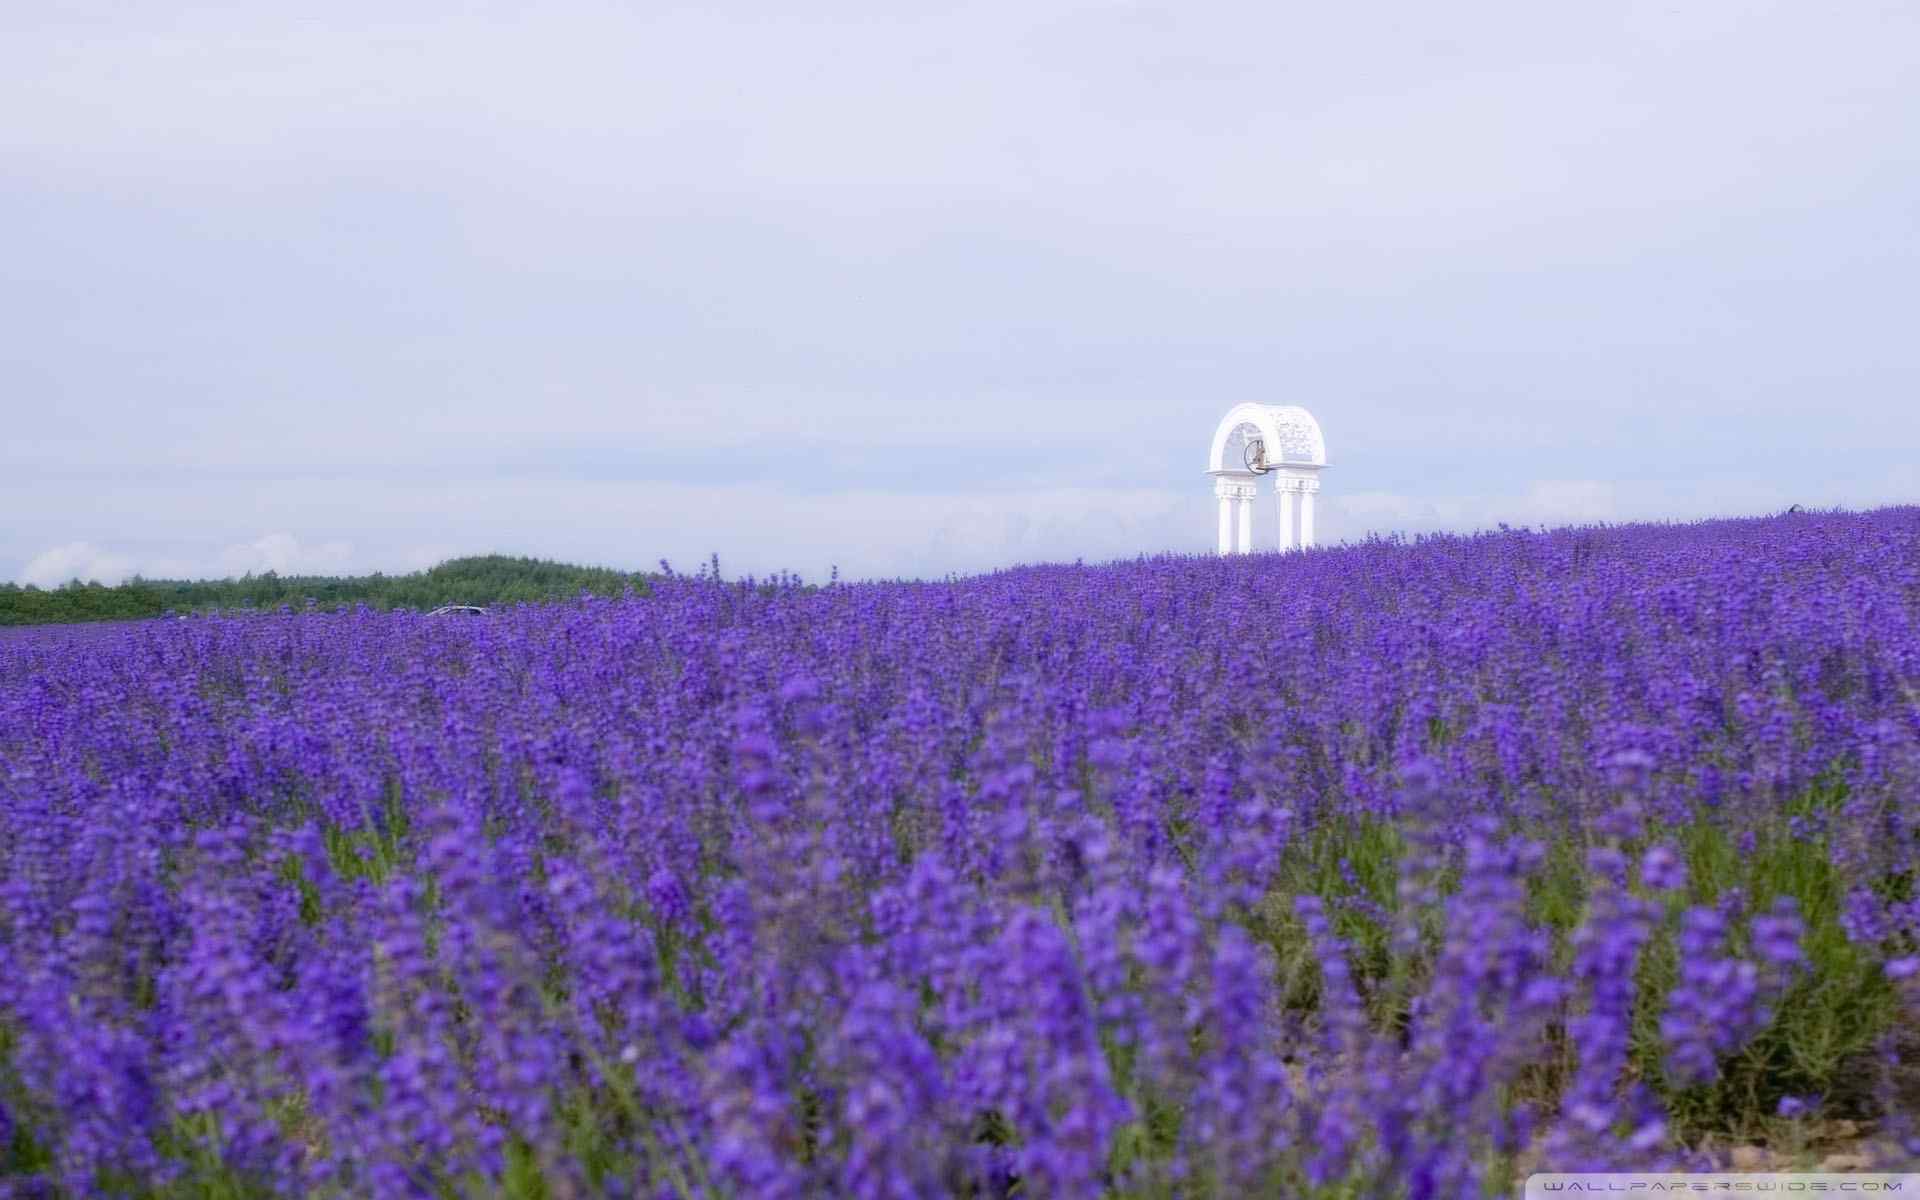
[6,794,1904,1195]
[1656,819,1898,1140]
[1249,799,1903,1151]
[324,784,415,886]
[0,555,651,625]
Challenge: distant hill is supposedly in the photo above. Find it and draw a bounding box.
[0,555,651,625]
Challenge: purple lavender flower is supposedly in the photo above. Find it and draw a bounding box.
[1752,897,1809,973]
[1601,748,1656,791]
[1777,1095,1818,1118]
[0,507,1916,1186]
[1841,886,1890,945]
[1639,843,1687,892]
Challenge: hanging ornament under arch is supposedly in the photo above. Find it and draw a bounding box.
[1205,405,1329,556]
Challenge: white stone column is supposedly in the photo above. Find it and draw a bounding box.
[1277,487,1296,553]
[1300,488,1316,549]
[1213,478,1238,556]
[1236,492,1253,554]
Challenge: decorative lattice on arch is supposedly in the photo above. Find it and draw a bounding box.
[1206,404,1328,555]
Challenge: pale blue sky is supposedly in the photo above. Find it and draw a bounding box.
[6,0,1917,584]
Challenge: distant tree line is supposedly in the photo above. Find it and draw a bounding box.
[0,555,652,625]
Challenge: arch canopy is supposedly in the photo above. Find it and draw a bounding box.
[1206,403,1327,473]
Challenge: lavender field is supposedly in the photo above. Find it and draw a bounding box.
[4,510,1920,1197]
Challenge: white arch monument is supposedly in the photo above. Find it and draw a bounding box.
[1206,404,1327,555]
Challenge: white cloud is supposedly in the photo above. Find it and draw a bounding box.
[0,2,1915,580]
[214,533,356,577]
[399,543,461,572]
[8,471,1905,592]
[20,541,137,588]
[15,534,360,587]
[1325,479,1748,541]
[1515,480,1622,526]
